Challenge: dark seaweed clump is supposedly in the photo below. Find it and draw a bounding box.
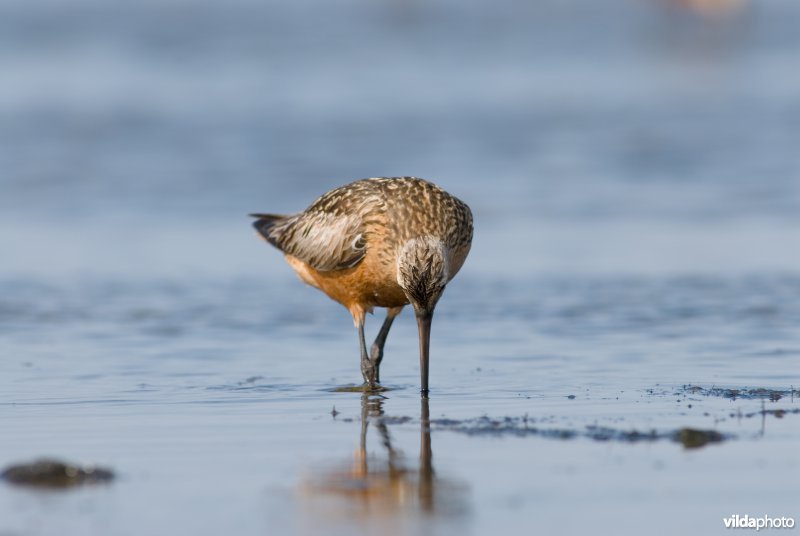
[424,416,730,449]
[679,385,797,402]
[2,458,114,488]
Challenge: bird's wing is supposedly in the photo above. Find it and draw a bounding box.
[252,210,366,272]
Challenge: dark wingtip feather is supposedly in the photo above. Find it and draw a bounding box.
[250,213,287,250]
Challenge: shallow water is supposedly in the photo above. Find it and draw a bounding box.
[2,0,800,534]
[2,274,798,535]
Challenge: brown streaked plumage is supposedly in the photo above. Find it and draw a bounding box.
[251,176,473,395]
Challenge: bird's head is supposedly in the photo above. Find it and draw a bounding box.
[396,236,449,318]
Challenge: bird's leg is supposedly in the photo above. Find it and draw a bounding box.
[356,315,378,389]
[369,306,403,383]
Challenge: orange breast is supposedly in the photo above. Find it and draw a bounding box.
[284,251,408,320]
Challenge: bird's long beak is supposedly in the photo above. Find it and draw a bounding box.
[416,311,433,396]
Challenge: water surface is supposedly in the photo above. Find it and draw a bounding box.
[2,0,799,534]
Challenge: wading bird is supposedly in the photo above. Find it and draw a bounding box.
[251,177,472,395]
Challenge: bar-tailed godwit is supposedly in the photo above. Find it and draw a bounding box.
[251,177,473,395]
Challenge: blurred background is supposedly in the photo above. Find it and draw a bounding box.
[2,3,799,534]
[2,0,798,279]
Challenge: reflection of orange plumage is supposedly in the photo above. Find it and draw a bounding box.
[252,177,473,394]
[666,0,746,17]
[313,448,410,508]
[297,396,468,531]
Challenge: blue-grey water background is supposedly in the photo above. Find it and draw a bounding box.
[1,0,798,534]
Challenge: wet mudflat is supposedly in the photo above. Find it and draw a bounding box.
[1,275,798,535]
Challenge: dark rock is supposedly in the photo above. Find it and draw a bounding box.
[2,458,114,488]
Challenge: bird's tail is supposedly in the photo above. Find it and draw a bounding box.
[250,213,290,250]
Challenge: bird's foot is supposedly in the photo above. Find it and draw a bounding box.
[361,347,384,387]
[368,345,383,383]
[362,382,386,393]
[360,360,380,391]
[363,369,381,391]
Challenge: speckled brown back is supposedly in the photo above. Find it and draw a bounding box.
[257,177,473,276]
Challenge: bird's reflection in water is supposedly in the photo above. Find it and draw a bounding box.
[297,395,469,532]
